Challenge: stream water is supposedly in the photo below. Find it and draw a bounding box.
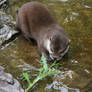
[0,0,92,92]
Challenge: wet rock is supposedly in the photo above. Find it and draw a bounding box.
[0,66,24,92]
[0,0,7,6]
[53,70,79,86]
[0,10,18,45]
[46,70,79,92]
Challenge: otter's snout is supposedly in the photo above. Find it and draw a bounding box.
[50,53,62,61]
[53,56,62,61]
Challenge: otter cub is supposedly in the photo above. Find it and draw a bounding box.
[16,2,69,61]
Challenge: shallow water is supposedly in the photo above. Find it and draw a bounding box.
[0,0,92,92]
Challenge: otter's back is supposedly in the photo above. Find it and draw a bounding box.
[19,2,56,29]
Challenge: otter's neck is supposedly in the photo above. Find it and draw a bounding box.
[44,38,52,54]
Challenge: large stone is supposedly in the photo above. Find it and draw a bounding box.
[0,66,24,92]
[0,10,18,45]
[0,0,7,6]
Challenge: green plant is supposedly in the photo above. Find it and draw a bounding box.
[23,53,62,92]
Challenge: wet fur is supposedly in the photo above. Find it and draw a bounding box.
[16,2,69,61]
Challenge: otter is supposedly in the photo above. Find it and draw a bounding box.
[16,2,69,61]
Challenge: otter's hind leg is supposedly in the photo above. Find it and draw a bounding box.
[17,14,33,44]
[21,28,34,45]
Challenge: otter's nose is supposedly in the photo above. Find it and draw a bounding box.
[54,57,57,60]
[53,57,58,60]
[53,56,62,61]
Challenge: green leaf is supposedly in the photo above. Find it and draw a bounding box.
[41,53,48,71]
[48,68,61,76]
[49,60,57,68]
[39,67,44,74]
[22,72,31,85]
[23,53,62,92]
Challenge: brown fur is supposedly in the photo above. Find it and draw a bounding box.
[16,2,69,61]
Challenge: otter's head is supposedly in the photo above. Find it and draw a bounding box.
[45,27,69,61]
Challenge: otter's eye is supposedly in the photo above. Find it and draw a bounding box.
[60,49,65,54]
[59,47,66,54]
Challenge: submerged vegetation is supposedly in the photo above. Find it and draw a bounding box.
[23,53,62,92]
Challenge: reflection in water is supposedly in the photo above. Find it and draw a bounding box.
[59,0,68,2]
[0,0,92,92]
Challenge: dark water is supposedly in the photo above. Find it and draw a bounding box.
[0,0,92,92]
